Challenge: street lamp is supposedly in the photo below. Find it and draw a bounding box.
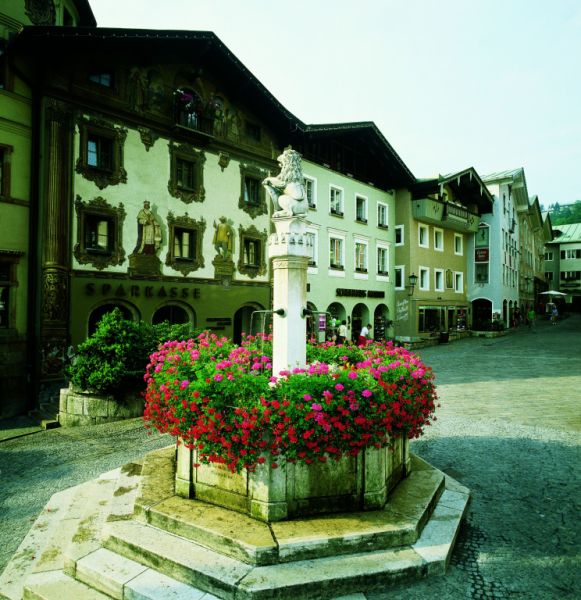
[408,273,418,296]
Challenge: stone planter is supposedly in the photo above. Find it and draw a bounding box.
[58,384,144,427]
[176,435,410,522]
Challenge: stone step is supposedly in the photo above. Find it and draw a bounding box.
[22,570,110,600]
[28,408,60,430]
[104,517,430,600]
[75,547,219,600]
[104,519,251,599]
[0,485,81,600]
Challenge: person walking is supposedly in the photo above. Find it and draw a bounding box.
[551,305,559,325]
[337,320,348,344]
[358,323,372,346]
[527,306,536,332]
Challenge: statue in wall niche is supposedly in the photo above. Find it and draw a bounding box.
[213,216,234,258]
[262,148,307,218]
[134,201,162,255]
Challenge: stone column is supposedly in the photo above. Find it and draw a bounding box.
[40,99,73,380]
[268,216,311,377]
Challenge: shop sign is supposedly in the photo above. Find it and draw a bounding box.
[336,288,385,298]
[85,282,201,300]
[475,248,489,262]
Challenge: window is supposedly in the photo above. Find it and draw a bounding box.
[418,307,445,334]
[0,256,21,329]
[395,225,404,246]
[561,271,581,281]
[377,202,388,229]
[238,164,268,218]
[454,271,464,293]
[89,72,113,88]
[544,251,553,261]
[165,212,205,276]
[475,263,489,284]
[355,242,368,273]
[0,144,12,198]
[238,225,267,278]
[306,230,318,267]
[419,267,429,291]
[152,305,191,326]
[545,272,553,281]
[73,195,126,270]
[305,176,317,209]
[330,186,344,216]
[394,266,405,290]
[434,269,444,291]
[76,117,127,190]
[377,246,389,277]
[174,88,208,133]
[454,234,463,256]
[168,142,205,204]
[329,237,344,269]
[561,249,581,259]
[434,228,444,251]
[245,120,261,143]
[418,224,429,248]
[355,196,368,223]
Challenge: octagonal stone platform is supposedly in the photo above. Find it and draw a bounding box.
[2,445,469,600]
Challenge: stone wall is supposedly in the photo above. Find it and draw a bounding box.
[58,385,144,427]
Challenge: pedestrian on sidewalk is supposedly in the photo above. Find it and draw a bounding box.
[358,323,372,346]
[551,305,559,325]
[527,306,536,332]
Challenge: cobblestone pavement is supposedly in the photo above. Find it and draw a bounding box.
[1,315,580,598]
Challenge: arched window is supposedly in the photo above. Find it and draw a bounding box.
[152,304,191,326]
[88,303,134,336]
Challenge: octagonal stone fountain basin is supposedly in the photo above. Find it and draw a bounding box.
[176,436,410,522]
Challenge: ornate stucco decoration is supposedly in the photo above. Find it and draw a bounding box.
[165,211,206,276]
[25,0,55,25]
[237,224,267,278]
[167,142,206,204]
[73,195,126,270]
[75,116,127,190]
[138,127,160,152]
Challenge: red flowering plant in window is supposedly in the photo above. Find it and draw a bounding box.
[144,332,437,473]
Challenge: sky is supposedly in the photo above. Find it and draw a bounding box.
[88,0,581,206]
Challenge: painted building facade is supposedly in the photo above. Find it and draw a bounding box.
[545,222,581,312]
[395,168,493,341]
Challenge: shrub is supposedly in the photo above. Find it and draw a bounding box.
[144,332,438,473]
[67,308,198,395]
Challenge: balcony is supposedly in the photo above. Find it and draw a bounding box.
[412,198,479,233]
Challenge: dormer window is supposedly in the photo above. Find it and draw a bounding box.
[88,73,113,87]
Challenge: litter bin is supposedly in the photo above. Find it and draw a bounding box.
[439,331,449,344]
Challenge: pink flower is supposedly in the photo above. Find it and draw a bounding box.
[311,403,323,411]
[335,383,345,391]
[303,394,312,401]
[348,371,358,380]
[214,374,223,382]
[180,380,190,390]
[361,389,372,398]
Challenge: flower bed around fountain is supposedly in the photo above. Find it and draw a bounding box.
[144,332,438,521]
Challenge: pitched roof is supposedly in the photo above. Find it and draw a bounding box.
[551,223,581,243]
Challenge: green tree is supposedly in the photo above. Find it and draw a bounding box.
[550,200,581,225]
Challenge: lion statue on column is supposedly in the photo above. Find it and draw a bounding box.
[262,148,308,218]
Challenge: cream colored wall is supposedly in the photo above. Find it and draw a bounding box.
[72,124,271,282]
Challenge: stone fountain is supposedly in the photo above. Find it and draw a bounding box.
[2,150,470,600]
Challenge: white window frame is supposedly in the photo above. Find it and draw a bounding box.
[354,239,368,275]
[434,227,444,252]
[304,175,317,210]
[329,185,344,217]
[454,271,464,293]
[306,226,319,273]
[328,230,346,277]
[418,224,429,248]
[419,266,429,291]
[395,225,404,246]
[377,202,388,229]
[454,233,463,256]
[376,243,389,280]
[394,265,405,290]
[355,195,368,223]
[434,268,444,292]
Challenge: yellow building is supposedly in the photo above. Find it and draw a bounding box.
[394,168,493,342]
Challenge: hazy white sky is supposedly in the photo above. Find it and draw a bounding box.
[89,0,580,205]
